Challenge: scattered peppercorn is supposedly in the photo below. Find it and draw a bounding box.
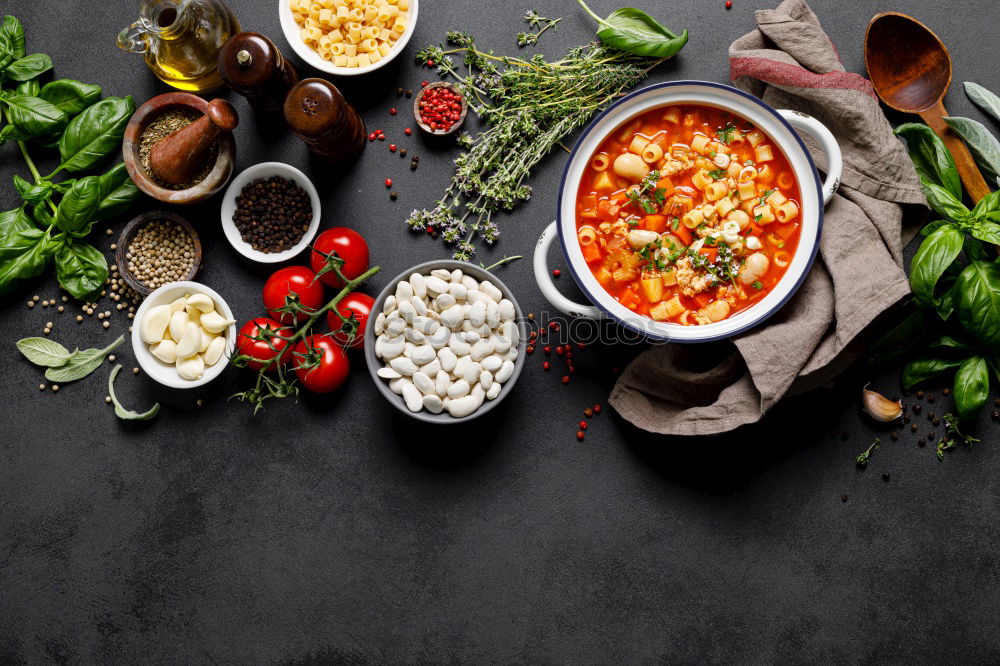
[385,178,393,188]
[389,144,397,152]
[51,385,59,392]
[882,472,890,481]
[232,176,312,254]
[561,375,570,384]
[916,390,924,399]
[396,87,404,96]
[552,269,561,278]
[593,404,601,415]
[404,127,412,135]
[890,431,898,441]
[927,393,936,403]
[390,191,398,200]
[942,387,950,395]
[912,404,922,414]
[389,107,397,115]
[579,421,588,430]
[918,438,925,447]
[400,149,407,157]
[38,384,45,391]
[726,0,732,7]
[542,361,551,370]
[526,345,535,354]
[911,424,918,432]
[576,430,585,441]
[841,495,848,503]
[584,407,594,418]
[406,89,413,97]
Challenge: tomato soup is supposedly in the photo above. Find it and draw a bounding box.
[574,104,802,326]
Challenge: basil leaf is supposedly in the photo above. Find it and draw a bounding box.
[866,307,927,366]
[58,96,134,173]
[902,357,964,390]
[55,240,107,299]
[4,53,52,82]
[964,235,990,262]
[0,16,26,60]
[108,364,160,421]
[937,280,958,321]
[919,219,951,237]
[578,0,688,58]
[0,206,33,245]
[0,228,58,295]
[972,190,1000,218]
[54,175,101,233]
[12,174,51,202]
[929,334,975,352]
[944,116,1000,180]
[1,94,67,139]
[953,355,990,421]
[16,337,72,367]
[909,225,964,307]
[895,123,962,200]
[39,79,102,117]
[965,82,1000,124]
[15,78,39,96]
[956,261,1000,348]
[92,163,139,222]
[31,200,53,229]
[921,181,970,222]
[0,33,10,73]
[44,335,123,383]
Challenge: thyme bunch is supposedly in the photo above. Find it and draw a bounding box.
[409,32,665,260]
[517,10,562,47]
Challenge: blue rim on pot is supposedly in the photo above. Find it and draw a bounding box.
[533,80,843,343]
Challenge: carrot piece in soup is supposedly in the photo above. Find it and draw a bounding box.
[619,289,641,310]
[642,214,667,233]
[582,242,603,264]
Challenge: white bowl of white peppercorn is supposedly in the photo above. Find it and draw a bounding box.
[220,162,321,263]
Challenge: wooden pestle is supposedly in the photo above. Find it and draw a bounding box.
[150,98,239,186]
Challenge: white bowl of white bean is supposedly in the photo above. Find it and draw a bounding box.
[364,260,526,423]
[132,281,237,389]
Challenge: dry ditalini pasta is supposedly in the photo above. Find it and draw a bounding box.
[290,0,411,68]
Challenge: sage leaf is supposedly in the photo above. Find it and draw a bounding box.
[956,261,1000,349]
[944,116,1000,180]
[16,337,72,367]
[55,240,107,300]
[577,0,688,58]
[965,81,1000,124]
[909,225,964,307]
[4,53,52,82]
[39,79,102,117]
[44,335,123,383]
[895,122,962,200]
[902,357,964,390]
[108,364,160,421]
[58,96,134,173]
[953,355,990,421]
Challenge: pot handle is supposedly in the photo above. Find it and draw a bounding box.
[534,221,605,320]
[778,109,842,205]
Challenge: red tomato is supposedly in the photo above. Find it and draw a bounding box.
[310,227,370,288]
[263,266,326,324]
[328,292,374,350]
[235,317,294,371]
[293,335,350,393]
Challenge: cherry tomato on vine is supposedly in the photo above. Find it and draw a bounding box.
[263,266,325,324]
[328,292,375,350]
[310,227,370,288]
[293,335,350,393]
[235,317,294,371]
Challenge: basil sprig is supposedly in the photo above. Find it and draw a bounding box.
[577,0,688,59]
[0,14,138,300]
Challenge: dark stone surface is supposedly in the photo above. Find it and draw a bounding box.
[2,0,999,663]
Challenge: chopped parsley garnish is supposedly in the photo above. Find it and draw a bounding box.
[758,189,775,205]
[744,159,755,166]
[716,122,738,144]
[670,216,680,231]
[707,169,727,180]
[687,244,739,284]
[754,214,763,223]
[626,169,667,214]
[751,280,763,290]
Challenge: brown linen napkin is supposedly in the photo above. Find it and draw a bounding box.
[608,0,928,436]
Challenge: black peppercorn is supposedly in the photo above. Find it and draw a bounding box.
[890,431,898,441]
[927,393,935,403]
[841,495,849,503]
[882,472,890,481]
[232,176,312,253]
[390,191,398,200]
[400,149,407,157]
[912,404,922,415]
[911,423,918,432]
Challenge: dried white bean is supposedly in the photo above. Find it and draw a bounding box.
[402,383,423,412]
[409,344,436,366]
[461,275,478,291]
[422,394,444,414]
[461,361,482,384]
[486,301,500,329]
[409,273,427,299]
[498,299,515,321]
[422,359,441,377]
[446,394,479,418]
[435,293,456,311]
[389,357,417,376]
[411,296,427,317]
[435,370,451,396]
[471,338,494,362]
[395,280,413,301]
[469,301,486,327]
[479,370,493,392]
[480,280,503,302]
[388,377,410,395]
[404,328,426,344]
[385,317,406,336]
[448,334,472,356]
[426,276,449,296]
[374,311,387,335]
[495,360,515,384]
[412,371,435,395]
[448,283,468,301]
[377,367,401,379]
[481,354,503,373]
[426,327,450,350]
[382,294,397,315]
[397,299,416,323]
[430,268,452,281]
[447,379,471,399]
[438,348,457,372]
[464,330,480,344]
[486,382,502,400]
[450,268,464,283]
[440,304,464,329]
[492,332,510,355]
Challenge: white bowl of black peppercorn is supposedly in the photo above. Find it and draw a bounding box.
[220,162,322,263]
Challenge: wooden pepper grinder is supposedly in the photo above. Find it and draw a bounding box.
[149,99,239,187]
[284,78,366,163]
[218,32,298,114]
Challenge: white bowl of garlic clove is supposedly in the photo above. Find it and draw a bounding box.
[132,281,237,389]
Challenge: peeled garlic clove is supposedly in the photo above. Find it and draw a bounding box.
[203,336,226,366]
[150,339,177,364]
[862,385,903,422]
[168,309,189,343]
[140,304,171,344]
[175,321,202,358]
[187,307,202,328]
[176,354,205,380]
[169,297,188,313]
[200,310,235,334]
[199,328,217,353]
[185,292,215,313]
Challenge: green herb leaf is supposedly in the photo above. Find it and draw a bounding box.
[39,79,102,117]
[0,16,25,60]
[943,116,1000,180]
[716,123,737,145]
[0,206,34,245]
[16,337,72,367]
[15,78,39,96]
[91,163,139,222]
[895,122,962,201]
[0,228,59,296]
[902,357,964,390]
[12,174,51,202]
[44,335,123,383]
[909,225,964,307]
[867,307,927,366]
[928,334,975,352]
[707,169,727,180]
[1,94,67,139]
[965,81,1000,124]
[55,240,107,300]
[955,260,1000,348]
[54,175,101,233]
[577,0,688,58]
[4,53,52,81]
[107,364,160,421]
[58,96,134,173]
[856,437,879,467]
[953,355,990,421]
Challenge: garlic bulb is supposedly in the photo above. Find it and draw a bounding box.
[862,385,903,422]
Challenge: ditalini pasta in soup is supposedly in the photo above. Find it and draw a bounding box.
[574,104,802,326]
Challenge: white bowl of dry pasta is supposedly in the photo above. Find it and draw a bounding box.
[534,80,843,343]
[279,0,418,76]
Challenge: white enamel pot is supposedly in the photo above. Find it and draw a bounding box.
[534,81,843,343]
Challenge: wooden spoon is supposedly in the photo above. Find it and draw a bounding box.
[865,11,990,203]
